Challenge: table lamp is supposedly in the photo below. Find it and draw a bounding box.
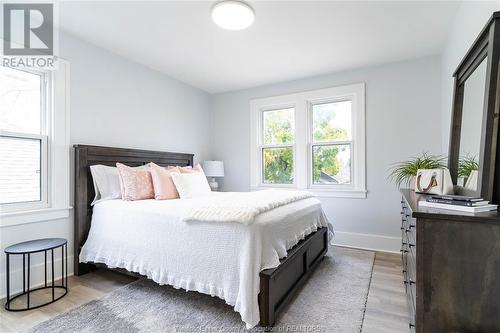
[202,161,224,191]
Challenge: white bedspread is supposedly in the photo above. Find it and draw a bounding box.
[182,190,314,224]
[80,194,332,328]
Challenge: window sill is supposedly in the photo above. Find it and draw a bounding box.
[309,189,367,198]
[0,207,73,227]
[250,187,367,199]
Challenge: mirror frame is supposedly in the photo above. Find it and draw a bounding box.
[448,12,500,202]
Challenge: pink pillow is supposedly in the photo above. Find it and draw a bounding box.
[116,163,154,201]
[149,163,180,200]
[179,163,204,174]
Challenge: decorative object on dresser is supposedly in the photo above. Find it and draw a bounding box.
[202,160,224,191]
[388,153,446,190]
[419,201,497,213]
[426,194,489,206]
[4,238,68,311]
[420,194,498,213]
[414,168,453,195]
[400,189,500,332]
[448,11,500,202]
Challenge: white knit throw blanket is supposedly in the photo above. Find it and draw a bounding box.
[182,189,315,225]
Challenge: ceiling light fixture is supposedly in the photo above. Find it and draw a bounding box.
[211,1,255,31]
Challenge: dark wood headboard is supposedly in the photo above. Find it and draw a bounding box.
[73,144,194,275]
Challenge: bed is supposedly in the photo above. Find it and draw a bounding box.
[74,145,331,328]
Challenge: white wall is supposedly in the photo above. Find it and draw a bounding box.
[65,32,212,160]
[0,32,212,297]
[441,1,500,153]
[211,56,442,252]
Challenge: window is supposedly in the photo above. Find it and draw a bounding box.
[261,108,295,184]
[0,61,70,224]
[250,83,366,198]
[0,66,48,208]
[311,101,352,185]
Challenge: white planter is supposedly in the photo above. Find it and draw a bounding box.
[409,176,416,191]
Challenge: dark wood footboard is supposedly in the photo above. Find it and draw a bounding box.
[259,227,329,328]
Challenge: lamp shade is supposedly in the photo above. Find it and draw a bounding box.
[202,161,224,177]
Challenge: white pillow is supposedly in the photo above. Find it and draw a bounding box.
[171,172,211,199]
[90,165,122,205]
[90,164,150,205]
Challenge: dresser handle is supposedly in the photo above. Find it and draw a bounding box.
[400,249,408,253]
[405,214,410,218]
[402,269,407,273]
[409,280,415,285]
[408,243,415,248]
[409,323,415,328]
[409,224,416,229]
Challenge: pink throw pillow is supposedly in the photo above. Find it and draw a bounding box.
[116,163,154,201]
[149,163,180,200]
[179,163,204,174]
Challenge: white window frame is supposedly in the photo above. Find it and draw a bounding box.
[0,67,50,212]
[250,83,366,198]
[0,60,71,226]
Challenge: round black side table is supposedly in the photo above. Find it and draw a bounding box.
[4,238,68,311]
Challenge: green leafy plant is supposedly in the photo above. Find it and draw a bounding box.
[458,156,479,178]
[388,153,447,188]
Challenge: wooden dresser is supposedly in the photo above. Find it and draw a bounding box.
[400,189,500,333]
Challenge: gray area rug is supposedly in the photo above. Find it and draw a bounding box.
[29,247,374,333]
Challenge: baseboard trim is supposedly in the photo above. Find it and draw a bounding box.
[332,231,400,254]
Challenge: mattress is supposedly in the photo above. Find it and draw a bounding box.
[79,193,331,328]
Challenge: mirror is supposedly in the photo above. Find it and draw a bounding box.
[449,12,500,202]
[457,57,487,192]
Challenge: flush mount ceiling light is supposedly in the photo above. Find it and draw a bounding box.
[211,1,255,30]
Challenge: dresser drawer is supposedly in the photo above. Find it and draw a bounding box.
[401,238,409,285]
[407,232,416,260]
[401,205,409,230]
[407,217,416,245]
[402,253,408,291]
[405,267,416,332]
[401,196,416,332]
[403,225,416,252]
[407,249,416,287]
[407,288,416,333]
[400,197,410,290]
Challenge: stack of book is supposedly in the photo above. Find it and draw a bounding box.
[419,194,498,213]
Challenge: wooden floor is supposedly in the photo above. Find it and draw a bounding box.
[362,251,410,333]
[0,251,409,333]
[0,270,137,333]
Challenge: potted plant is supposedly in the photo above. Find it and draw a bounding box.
[458,155,479,189]
[458,156,479,179]
[389,153,447,189]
